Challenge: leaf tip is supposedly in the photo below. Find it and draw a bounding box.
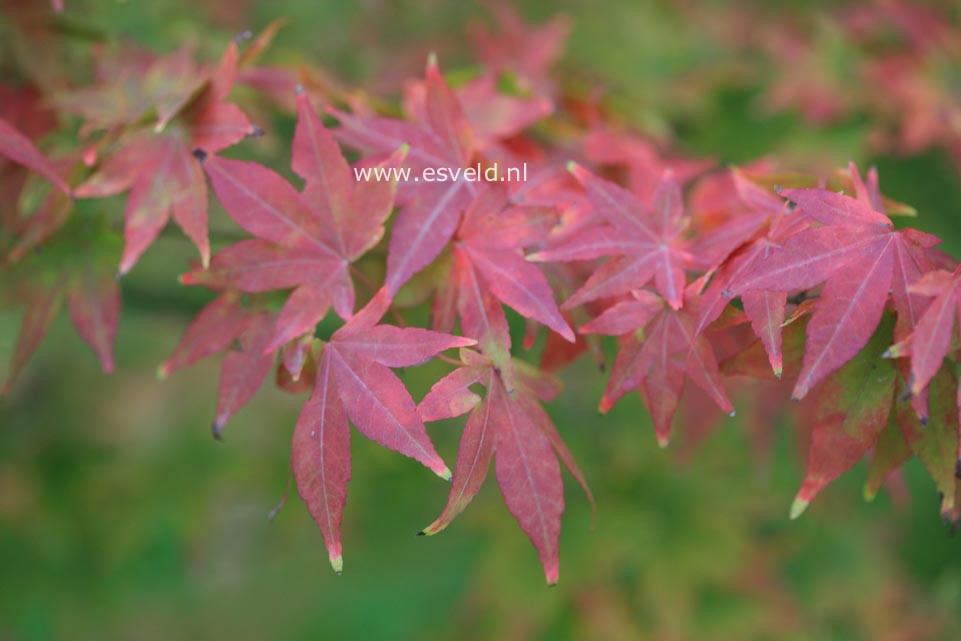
[544,565,559,587]
[655,433,670,449]
[863,484,877,503]
[789,496,809,520]
[329,554,343,575]
[156,363,170,380]
[211,419,225,441]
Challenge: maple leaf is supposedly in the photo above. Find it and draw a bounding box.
[0,116,71,195]
[789,315,898,519]
[186,89,407,351]
[732,163,939,399]
[468,2,571,96]
[3,150,78,263]
[884,266,961,435]
[73,40,255,275]
[583,129,711,202]
[3,253,119,394]
[403,72,553,152]
[416,350,591,585]
[443,187,574,344]
[157,292,276,435]
[529,163,691,310]
[329,55,480,295]
[582,282,734,446]
[790,311,961,521]
[687,166,789,270]
[699,170,809,377]
[292,290,474,573]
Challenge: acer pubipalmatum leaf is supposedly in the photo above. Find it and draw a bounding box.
[732,164,940,400]
[449,187,574,343]
[0,117,71,195]
[330,56,480,295]
[531,164,691,310]
[190,90,407,352]
[417,350,591,585]
[73,40,255,275]
[582,282,734,446]
[292,290,474,572]
[3,255,119,395]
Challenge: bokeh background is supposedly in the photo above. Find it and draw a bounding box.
[2,1,961,639]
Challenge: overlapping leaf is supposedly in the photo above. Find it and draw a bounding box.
[582,282,734,445]
[292,290,473,572]
[186,89,407,351]
[330,56,480,294]
[732,164,939,399]
[73,41,255,274]
[417,350,590,585]
[530,164,692,310]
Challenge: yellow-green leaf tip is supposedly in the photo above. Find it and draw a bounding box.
[330,554,343,575]
[789,496,809,520]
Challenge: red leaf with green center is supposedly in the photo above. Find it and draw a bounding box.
[790,315,897,519]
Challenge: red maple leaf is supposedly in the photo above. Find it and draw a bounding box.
[733,164,939,399]
[416,349,590,585]
[185,88,407,352]
[583,128,711,202]
[291,290,474,573]
[329,55,481,295]
[468,2,571,96]
[443,187,574,344]
[0,116,71,195]
[529,163,692,310]
[3,256,119,394]
[582,282,734,446]
[158,293,276,435]
[888,266,961,424]
[700,169,810,377]
[403,71,553,153]
[73,40,255,275]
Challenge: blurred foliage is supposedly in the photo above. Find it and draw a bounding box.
[2,0,961,640]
